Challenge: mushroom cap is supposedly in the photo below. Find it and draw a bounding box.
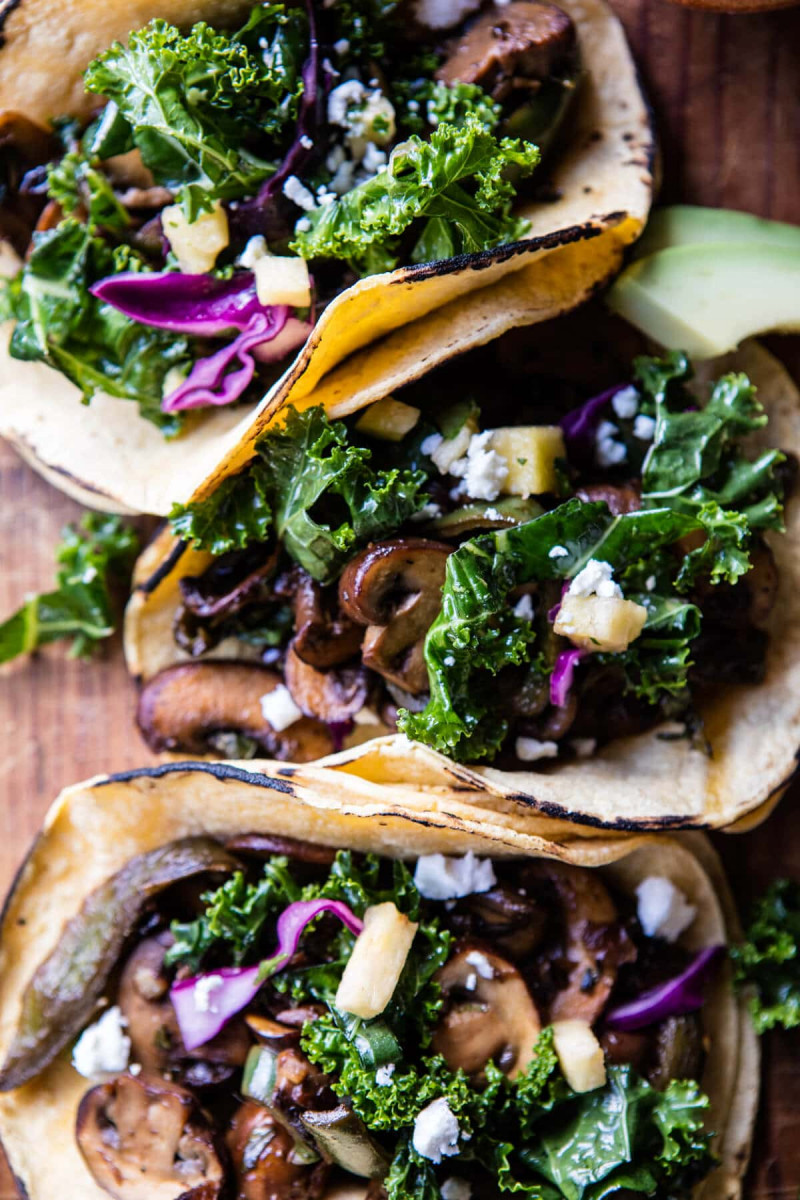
[76,1072,225,1200]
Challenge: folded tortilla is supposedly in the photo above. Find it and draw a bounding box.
[0,759,756,1198]
[0,0,653,514]
[126,338,800,832]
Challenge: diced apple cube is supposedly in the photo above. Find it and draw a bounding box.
[254,255,312,307]
[431,415,479,474]
[487,426,566,497]
[551,1020,606,1093]
[335,902,418,1019]
[554,594,647,652]
[162,201,229,274]
[356,396,421,441]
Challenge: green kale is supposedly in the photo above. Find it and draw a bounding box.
[517,1067,714,1198]
[731,879,800,1033]
[0,514,138,663]
[290,116,540,275]
[6,221,191,434]
[600,594,702,706]
[84,6,306,217]
[46,151,131,232]
[397,79,501,135]
[398,500,702,760]
[170,407,429,582]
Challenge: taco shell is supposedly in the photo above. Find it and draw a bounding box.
[0,760,756,1198]
[0,0,653,514]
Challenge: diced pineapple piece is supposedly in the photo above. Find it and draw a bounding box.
[162,201,229,274]
[356,396,421,441]
[551,1020,607,1093]
[554,594,647,653]
[254,255,312,307]
[335,902,418,1019]
[487,426,566,497]
[431,415,479,474]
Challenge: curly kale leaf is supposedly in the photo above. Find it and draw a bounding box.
[397,79,501,135]
[0,514,138,663]
[6,220,191,433]
[47,151,131,233]
[731,879,800,1033]
[398,500,701,760]
[170,407,429,581]
[291,116,540,275]
[84,6,306,216]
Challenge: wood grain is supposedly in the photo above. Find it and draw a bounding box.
[0,0,799,1194]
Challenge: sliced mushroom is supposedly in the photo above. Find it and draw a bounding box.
[76,1072,225,1200]
[432,945,542,1079]
[435,2,577,101]
[576,482,642,516]
[521,861,636,1025]
[175,545,281,657]
[137,662,333,760]
[746,541,779,627]
[452,886,548,959]
[224,834,337,866]
[284,646,371,724]
[117,933,252,1087]
[338,539,451,694]
[292,574,364,669]
[227,1100,330,1200]
[0,111,59,253]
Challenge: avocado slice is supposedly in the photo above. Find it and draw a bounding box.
[606,242,800,358]
[636,205,800,259]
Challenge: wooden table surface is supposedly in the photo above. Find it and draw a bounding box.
[1,0,799,1194]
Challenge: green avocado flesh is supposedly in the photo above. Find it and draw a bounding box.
[607,241,800,358]
[635,205,800,258]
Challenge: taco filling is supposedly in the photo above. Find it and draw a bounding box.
[0,838,725,1198]
[135,341,792,766]
[0,0,582,435]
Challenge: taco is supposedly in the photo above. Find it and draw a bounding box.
[0,0,652,514]
[0,760,757,1198]
[124,311,800,831]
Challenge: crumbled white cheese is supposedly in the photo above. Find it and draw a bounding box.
[300,134,314,150]
[645,575,656,592]
[513,593,535,621]
[443,655,456,666]
[636,876,697,942]
[260,685,304,732]
[464,972,477,991]
[412,1098,461,1163]
[236,235,269,269]
[450,432,509,501]
[327,82,396,149]
[411,502,443,522]
[296,217,312,233]
[515,737,559,762]
[413,0,481,29]
[333,37,350,54]
[376,1063,396,1086]
[282,175,316,211]
[414,851,497,901]
[129,1062,142,1076]
[421,432,444,457]
[549,545,568,559]
[81,566,98,584]
[362,141,388,174]
[633,413,657,441]
[194,973,224,1014]
[611,386,639,419]
[596,419,627,467]
[328,80,367,125]
[465,950,494,979]
[72,1006,131,1079]
[568,559,622,599]
[441,1179,472,1200]
[570,738,597,758]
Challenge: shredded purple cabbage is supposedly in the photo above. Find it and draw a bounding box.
[605,945,724,1031]
[90,271,271,336]
[162,310,289,412]
[550,648,586,708]
[171,898,364,1050]
[327,719,355,752]
[560,384,628,464]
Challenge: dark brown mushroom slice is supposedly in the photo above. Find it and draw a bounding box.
[454,886,549,959]
[284,646,371,724]
[432,945,542,1080]
[117,933,251,1084]
[174,545,282,657]
[745,541,779,627]
[76,1072,226,1200]
[521,861,636,1025]
[224,833,337,866]
[227,1100,330,1200]
[137,662,334,761]
[0,110,59,253]
[435,2,577,101]
[338,539,452,694]
[576,482,642,516]
[292,574,364,669]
